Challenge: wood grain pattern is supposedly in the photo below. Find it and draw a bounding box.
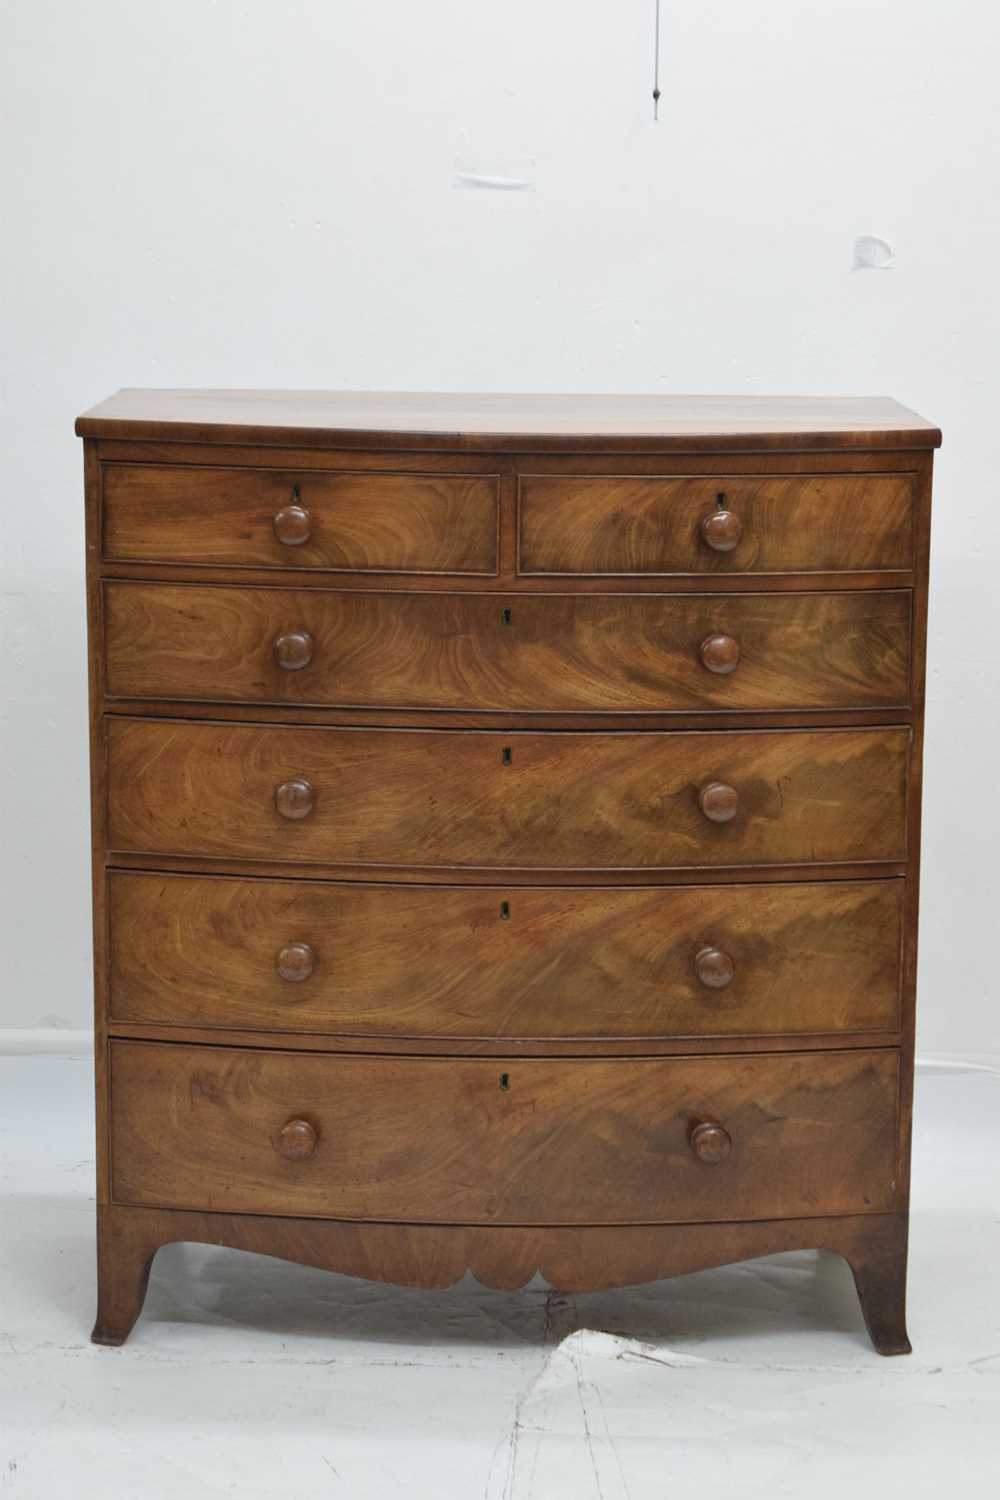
[102,465,500,573]
[107,873,904,1039]
[109,1041,900,1225]
[106,720,910,870]
[519,473,914,575]
[80,394,936,1355]
[76,390,942,453]
[103,583,912,713]
[92,1202,911,1353]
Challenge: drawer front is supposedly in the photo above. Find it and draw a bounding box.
[109,1041,900,1224]
[106,721,909,870]
[104,583,912,713]
[519,473,914,575]
[102,465,500,574]
[109,874,903,1038]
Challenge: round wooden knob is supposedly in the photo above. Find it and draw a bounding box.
[276,1118,318,1160]
[273,502,312,546]
[698,781,738,823]
[701,508,742,553]
[700,633,740,675]
[277,941,316,982]
[694,946,735,989]
[273,629,314,672]
[689,1121,732,1164]
[274,777,315,820]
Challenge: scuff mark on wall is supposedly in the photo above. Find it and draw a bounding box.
[452,158,536,191]
[852,235,895,270]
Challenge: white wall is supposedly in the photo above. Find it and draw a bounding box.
[2,1,998,1052]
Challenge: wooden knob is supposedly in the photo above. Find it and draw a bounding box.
[273,629,314,672]
[689,1121,732,1164]
[274,777,314,820]
[701,508,742,553]
[273,502,312,546]
[698,781,738,823]
[694,946,735,989]
[700,633,740,675]
[277,941,316,982]
[276,1118,318,1160]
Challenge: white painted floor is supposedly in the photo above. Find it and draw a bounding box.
[1,1054,998,1498]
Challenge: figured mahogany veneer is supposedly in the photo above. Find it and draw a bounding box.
[109,1041,899,1225]
[107,873,903,1039]
[106,720,909,870]
[103,583,912,713]
[518,473,914,575]
[78,390,938,1354]
[103,465,501,574]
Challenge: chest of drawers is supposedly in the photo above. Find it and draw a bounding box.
[77,390,939,1352]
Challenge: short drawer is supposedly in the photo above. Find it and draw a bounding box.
[109,1041,900,1224]
[102,464,500,574]
[518,473,914,575]
[106,721,909,870]
[104,583,912,713]
[109,873,903,1038]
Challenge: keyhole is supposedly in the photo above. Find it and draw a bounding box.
[501,607,512,625]
[499,1073,510,1091]
[500,901,510,920]
[715,492,726,509]
[502,747,512,766]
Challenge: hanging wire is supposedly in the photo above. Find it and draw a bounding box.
[652,0,662,120]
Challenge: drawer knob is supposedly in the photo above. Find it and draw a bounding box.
[273,629,315,672]
[276,1118,318,1161]
[694,945,735,989]
[698,781,738,823]
[701,507,742,553]
[700,633,740,675]
[274,777,315,820]
[277,941,316,982]
[689,1120,732,1165]
[273,500,312,546]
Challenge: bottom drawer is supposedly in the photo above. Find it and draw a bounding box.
[109,1042,899,1225]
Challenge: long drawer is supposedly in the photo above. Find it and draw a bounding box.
[108,873,903,1038]
[106,721,909,871]
[102,464,501,574]
[104,583,912,713]
[518,472,914,575]
[109,1041,900,1224]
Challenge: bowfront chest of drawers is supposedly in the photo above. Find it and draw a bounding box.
[77,390,940,1352]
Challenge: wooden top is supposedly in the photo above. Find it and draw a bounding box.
[76,389,941,453]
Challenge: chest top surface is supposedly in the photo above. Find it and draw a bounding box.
[76,389,941,453]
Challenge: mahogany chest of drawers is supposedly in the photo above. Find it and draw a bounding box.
[77,390,939,1352]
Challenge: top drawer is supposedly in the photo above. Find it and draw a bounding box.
[518,473,914,576]
[102,465,500,575]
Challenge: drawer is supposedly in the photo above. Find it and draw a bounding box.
[102,464,500,574]
[106,721,909,870]
[104,583,912,713]
[109,873,903,1038]
[109,1041,900,1224]
[518,473,914,575]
